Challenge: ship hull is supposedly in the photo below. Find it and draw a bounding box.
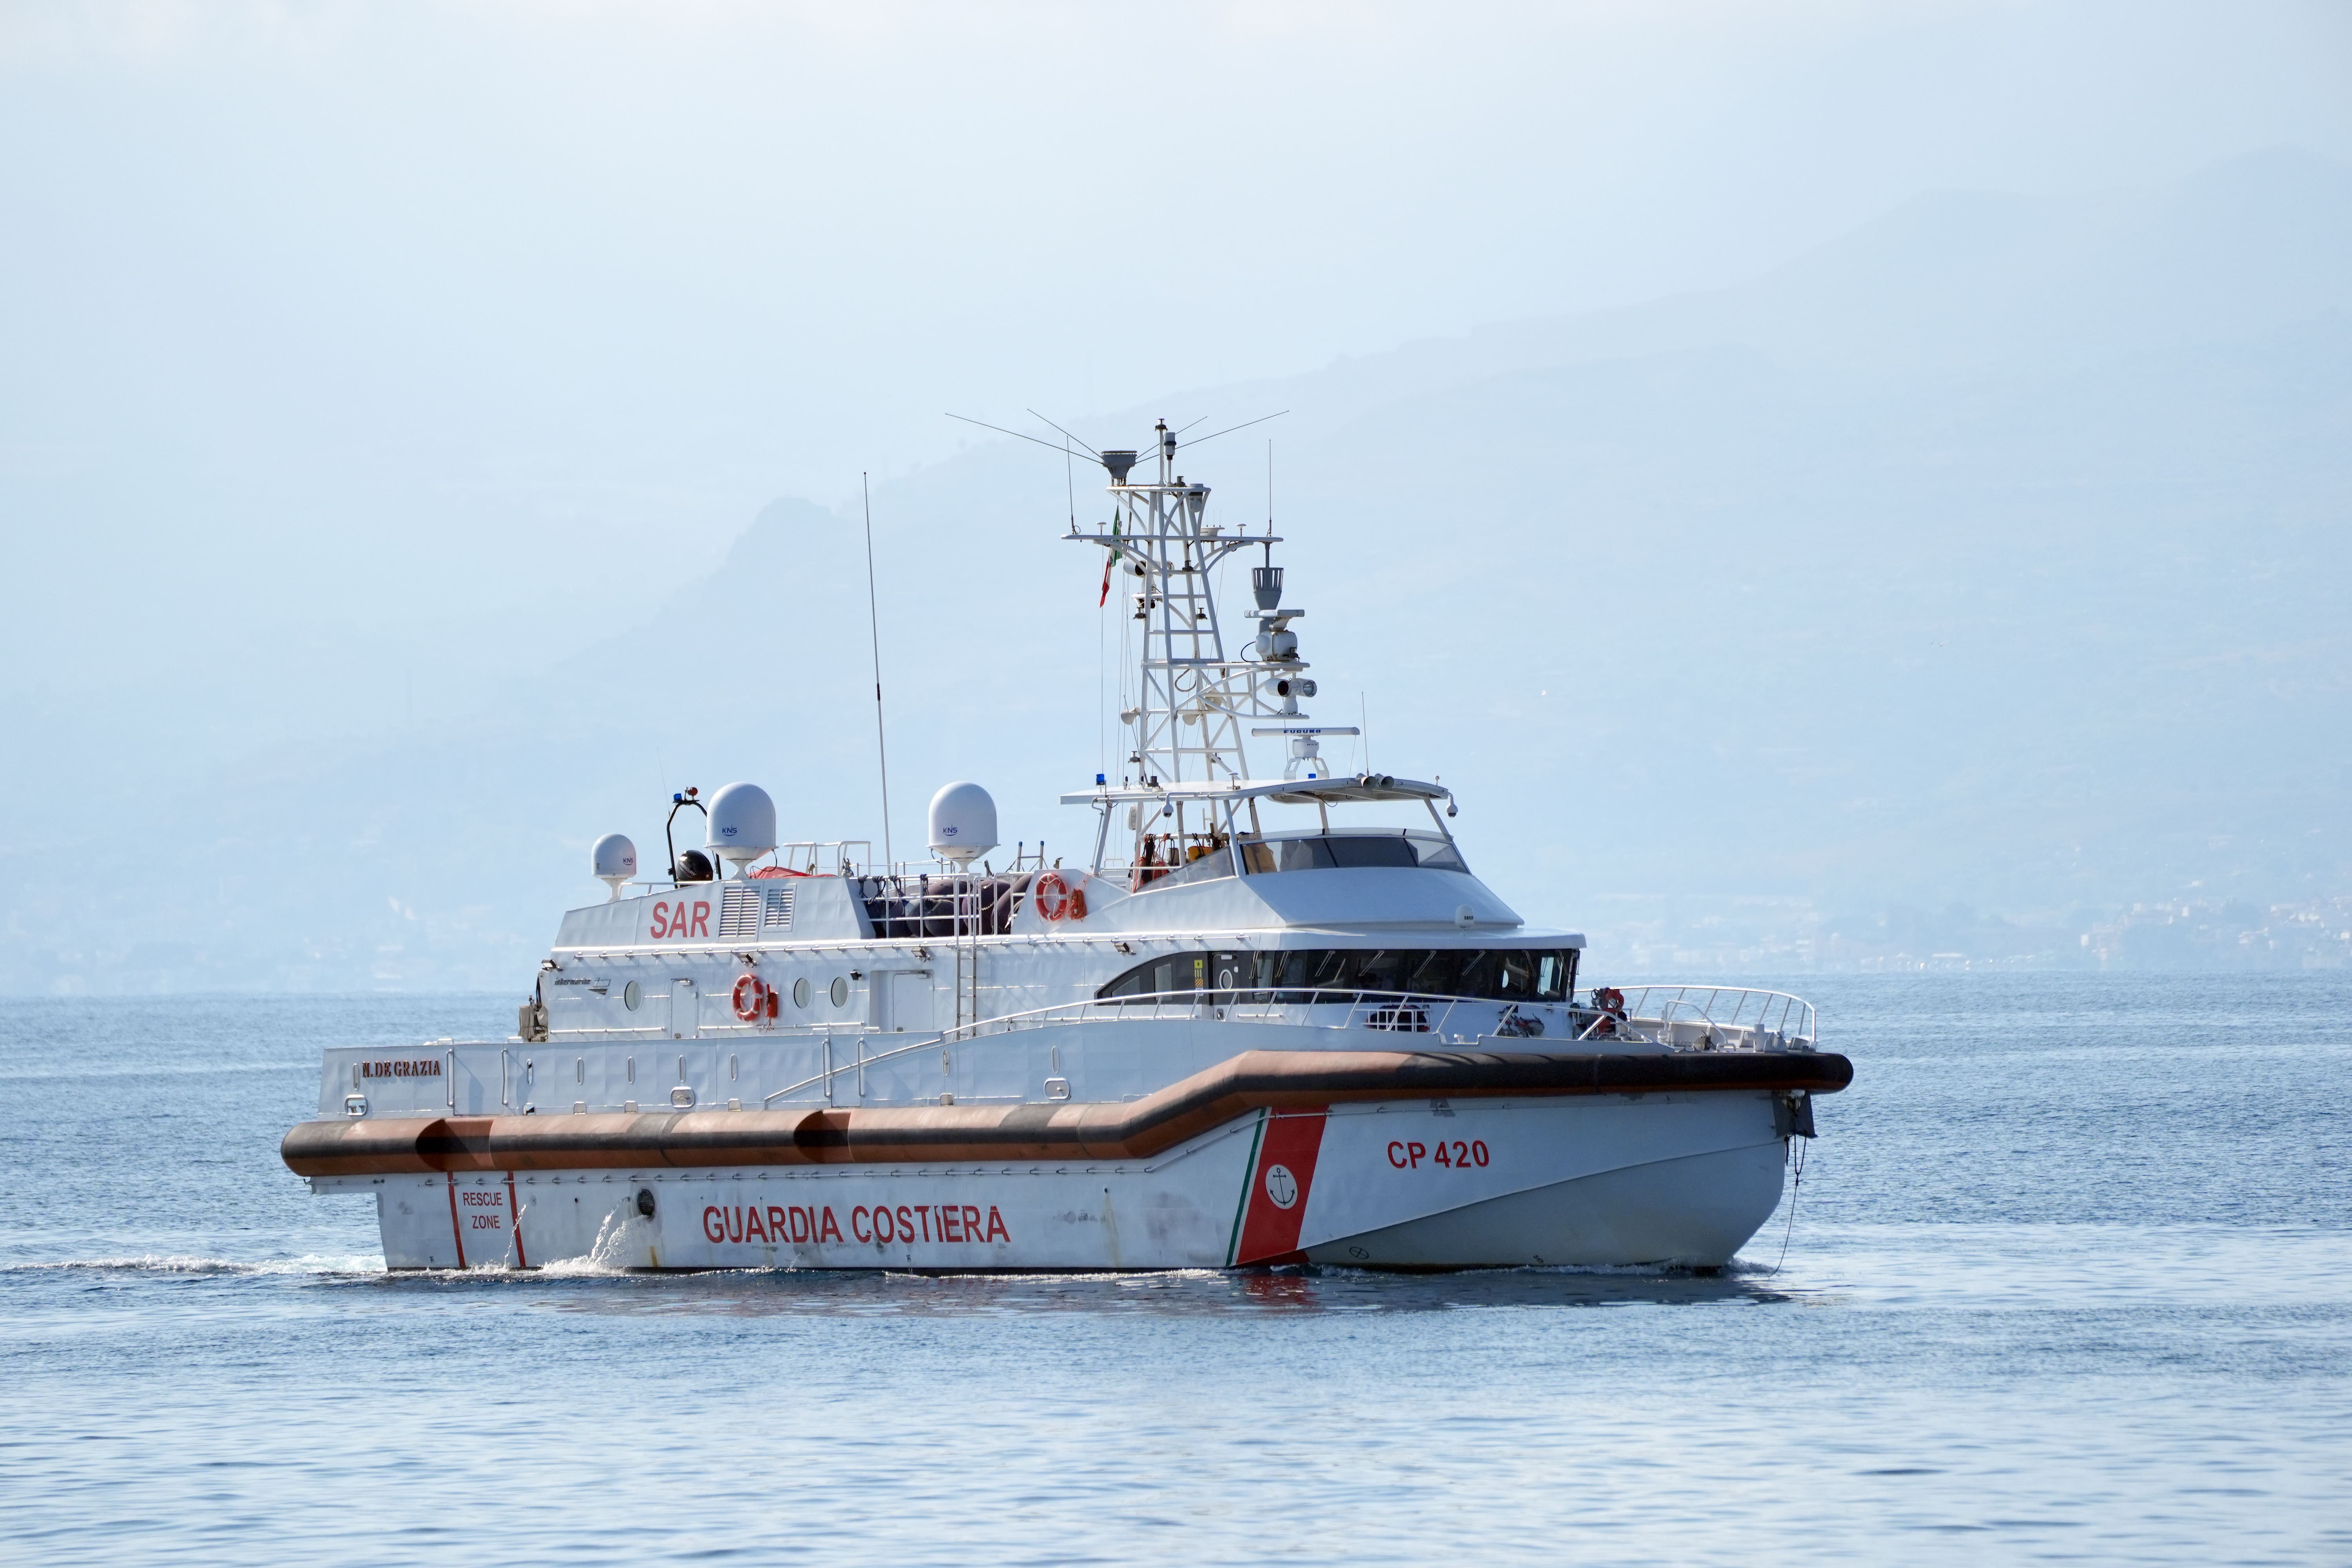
[325,1092,1795,1272]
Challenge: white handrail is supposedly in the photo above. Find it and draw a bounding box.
[758,987,1548,1105]
[1584,985,1817,1046]
[755,981,1818,1105]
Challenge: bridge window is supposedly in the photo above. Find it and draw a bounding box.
[1230,833,1468,875]
[1094,947,1577,1005]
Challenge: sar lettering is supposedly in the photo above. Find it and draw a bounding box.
[649,900,714,940]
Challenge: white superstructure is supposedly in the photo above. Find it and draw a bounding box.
[286,421,1850,1272]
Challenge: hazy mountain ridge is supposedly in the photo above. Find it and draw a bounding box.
[5,148,2348,991]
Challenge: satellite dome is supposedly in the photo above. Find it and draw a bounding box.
[927,781,998,866]
[705,781,778,873]
[592,833,637,902]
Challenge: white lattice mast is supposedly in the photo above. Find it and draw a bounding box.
[1067,420,1350,812]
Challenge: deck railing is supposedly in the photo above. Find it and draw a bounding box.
[1578,985,1817,1050]
[758,983,1817,1107]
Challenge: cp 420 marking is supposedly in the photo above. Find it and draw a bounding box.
[1388,1139,1489,1170]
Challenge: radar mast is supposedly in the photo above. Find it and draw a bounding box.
[1067,421,1350,788]
[1065,419,1357,867]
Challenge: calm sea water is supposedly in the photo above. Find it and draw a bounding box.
[2,975,2347,1565]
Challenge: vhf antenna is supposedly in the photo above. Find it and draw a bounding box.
[862,472,894,869]
[944,410,1270,474]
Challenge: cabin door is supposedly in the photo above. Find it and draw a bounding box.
[872,970,936,1035]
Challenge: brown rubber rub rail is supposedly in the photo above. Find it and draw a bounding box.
[283,1046,1855,1178]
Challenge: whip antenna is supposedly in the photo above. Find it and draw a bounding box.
[1027,408,1100,459]
[1173,409,1287,454]
[947,412,1100,461]
[862,472,895,869]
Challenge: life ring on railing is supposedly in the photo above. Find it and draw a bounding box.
[1033,871,1071,921]
[1587,985,1626,1039]
[732,973,772,1022]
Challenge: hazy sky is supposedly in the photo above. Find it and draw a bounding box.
[5,2,2345,518]
[3,2,2350,983]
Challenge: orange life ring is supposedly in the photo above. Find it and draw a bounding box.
[732,973,771,1022]
[1033,871,1071,921]
[1593,985,1626,1016]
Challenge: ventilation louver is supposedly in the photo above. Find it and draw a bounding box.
[717,884,760,940]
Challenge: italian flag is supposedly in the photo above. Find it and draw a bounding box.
[1098,517,1123,606]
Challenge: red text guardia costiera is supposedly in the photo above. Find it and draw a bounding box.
[702,1203,1013,1247]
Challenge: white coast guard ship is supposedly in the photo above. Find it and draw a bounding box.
[285,422,1849,1272]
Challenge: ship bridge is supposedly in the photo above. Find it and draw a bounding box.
[1056,417,1486,904]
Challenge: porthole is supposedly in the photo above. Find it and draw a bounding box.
[830,976,849,1007]
[622,980,641,1011]
[793,976,811,1009]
